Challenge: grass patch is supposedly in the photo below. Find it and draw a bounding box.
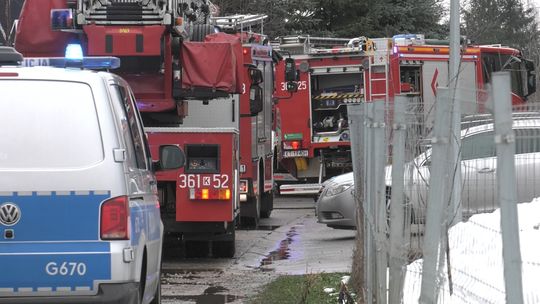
[249,272,354,304]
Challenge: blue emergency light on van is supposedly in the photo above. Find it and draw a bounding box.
[65,44,84,61]
[19,43,121,69]
[22,56,120,70]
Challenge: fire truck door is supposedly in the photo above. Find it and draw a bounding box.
[421,61,448,119]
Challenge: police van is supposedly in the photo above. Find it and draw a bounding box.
[0,46,184,303]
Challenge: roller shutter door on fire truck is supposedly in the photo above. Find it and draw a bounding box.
[421,61,477,117]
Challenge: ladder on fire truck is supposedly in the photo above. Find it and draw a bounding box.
[210,14,268,36]
[77,0,167,24]
[367,38,391,103]
[77,0,216,25]
[275,35,360,56]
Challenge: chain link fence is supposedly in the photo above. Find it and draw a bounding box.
[349,71,540,303]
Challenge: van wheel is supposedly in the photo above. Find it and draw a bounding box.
[185,241,210,258]
[150,275,161,304]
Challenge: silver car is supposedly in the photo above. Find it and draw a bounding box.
[388,117,540,225]
[316,172,356,229]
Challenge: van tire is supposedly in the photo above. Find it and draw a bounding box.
[139,251,147,303]
[150,275,161,304]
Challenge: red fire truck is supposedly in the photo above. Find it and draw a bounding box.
[274,34,536,195]
[211,15,280,225]
[15,0,290,257]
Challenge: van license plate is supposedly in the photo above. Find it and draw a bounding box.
[283,150,308,158]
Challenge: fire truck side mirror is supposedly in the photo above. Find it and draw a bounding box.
[157,145,185,171]
[524,59,536,97]
[285,58,297,82]
[249,68,263,85]
[250,85,263,116]
[286,81,298,92]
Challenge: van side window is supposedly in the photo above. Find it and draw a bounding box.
[115,85,148,169]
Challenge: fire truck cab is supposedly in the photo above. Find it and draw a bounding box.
[274,34,536,195]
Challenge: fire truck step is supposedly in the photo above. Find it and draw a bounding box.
[279,183,322,196]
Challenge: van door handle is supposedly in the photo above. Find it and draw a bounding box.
[130,196,144,201]
[478,167,495,174]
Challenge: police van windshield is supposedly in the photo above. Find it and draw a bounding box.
[0,80,104,169]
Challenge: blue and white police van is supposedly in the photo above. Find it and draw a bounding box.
[0,46,185,304]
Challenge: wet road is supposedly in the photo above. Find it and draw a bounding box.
[160,196,356,303]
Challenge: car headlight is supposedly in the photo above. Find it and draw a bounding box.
[324,182,353,197]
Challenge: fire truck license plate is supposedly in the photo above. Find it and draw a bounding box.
[283,150,309,158]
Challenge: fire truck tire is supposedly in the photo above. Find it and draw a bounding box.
[191,24,215,42]
[260,191,273,218]
[212,235,236,258]
[240,195,260,228]
[185,241,210,258]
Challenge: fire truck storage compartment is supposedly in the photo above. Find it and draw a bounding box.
[185,144,220,174]
[179,34,243,98]
[310,71,363,139]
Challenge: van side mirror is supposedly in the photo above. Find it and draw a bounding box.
[158,145,185,170]
[250,85,263,116]
[249,67,263,85]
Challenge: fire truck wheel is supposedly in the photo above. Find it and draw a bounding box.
[260,191,273,218]
[212,235,236,258]
[184,241,210,258]
[191,24,215,42]
[240,195,260,228]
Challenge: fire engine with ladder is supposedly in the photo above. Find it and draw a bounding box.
[15,0,295,258]
[211,14,282,227]
[273,34,536,195]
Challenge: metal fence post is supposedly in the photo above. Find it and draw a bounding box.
[364,102,376,303]
[388,96,408,303]
[373,100,388,304]
[492,71,524,304]
[419,87,452,304]
[348,104,366,301]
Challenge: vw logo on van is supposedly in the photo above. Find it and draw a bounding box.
[0,203,21,226]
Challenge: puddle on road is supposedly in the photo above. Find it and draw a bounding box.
[163,286,243,304]
[259,225,300,267]
[256,225,280,231]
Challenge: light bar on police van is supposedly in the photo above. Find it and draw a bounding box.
[22,57,121,70]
